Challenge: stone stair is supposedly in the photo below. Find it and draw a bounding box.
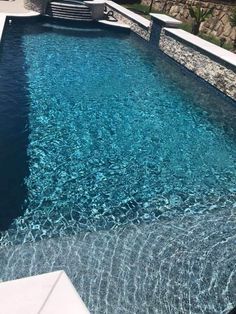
[45,1,93,22]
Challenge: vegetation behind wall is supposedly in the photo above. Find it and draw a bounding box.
[140,0,236,44]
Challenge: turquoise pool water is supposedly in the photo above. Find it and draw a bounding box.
[0,20,236,245]
[0,19,236,314]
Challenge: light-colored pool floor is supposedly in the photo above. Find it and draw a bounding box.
[0,208,235,314]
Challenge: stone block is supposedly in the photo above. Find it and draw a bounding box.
[220,14,229,26]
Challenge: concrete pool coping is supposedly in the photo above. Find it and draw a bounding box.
[0,270,90,313]
[0,13,5,41]
[150,13,182,28]
[105,1,150,29]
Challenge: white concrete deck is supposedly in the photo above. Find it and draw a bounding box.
[164,27,236,68]
[150,13,182,27]
[106,1,150,28]
[0,0,39,16]
[0,271,90,314]
[98,19,130,29]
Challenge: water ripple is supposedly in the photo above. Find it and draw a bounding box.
[0,209,235,313]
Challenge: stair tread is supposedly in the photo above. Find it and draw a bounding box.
[50,2,89,8]
[47,11,92,15]
[50,15,92,18]
[48,10,91,14]
[46,14,92,20]
[49,5,90,10]
[48,9,91,13]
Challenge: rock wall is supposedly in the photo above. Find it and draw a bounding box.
[159,29,236,100]
[141,0,236,44]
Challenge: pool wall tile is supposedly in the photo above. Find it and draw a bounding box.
[159,28,236,101]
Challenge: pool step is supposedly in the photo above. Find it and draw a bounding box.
[45,1,93,22]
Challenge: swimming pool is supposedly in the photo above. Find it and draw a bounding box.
[0,19,236,313]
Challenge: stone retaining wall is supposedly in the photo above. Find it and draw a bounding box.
[159,29,236,100]
[141,0,236,45]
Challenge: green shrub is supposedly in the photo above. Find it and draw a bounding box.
[199,33,233,50]
[189,3,214,35]
[180,22,192,33]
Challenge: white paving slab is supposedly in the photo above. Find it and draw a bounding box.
[150,13,182,27]
[164,27,236,68]
[0,270,90,314]
[106,1,150,28]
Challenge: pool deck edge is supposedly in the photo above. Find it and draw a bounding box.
[0,13,6,41]
[0,271,90,314]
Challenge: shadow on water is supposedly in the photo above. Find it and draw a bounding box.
[0,20,30,231]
